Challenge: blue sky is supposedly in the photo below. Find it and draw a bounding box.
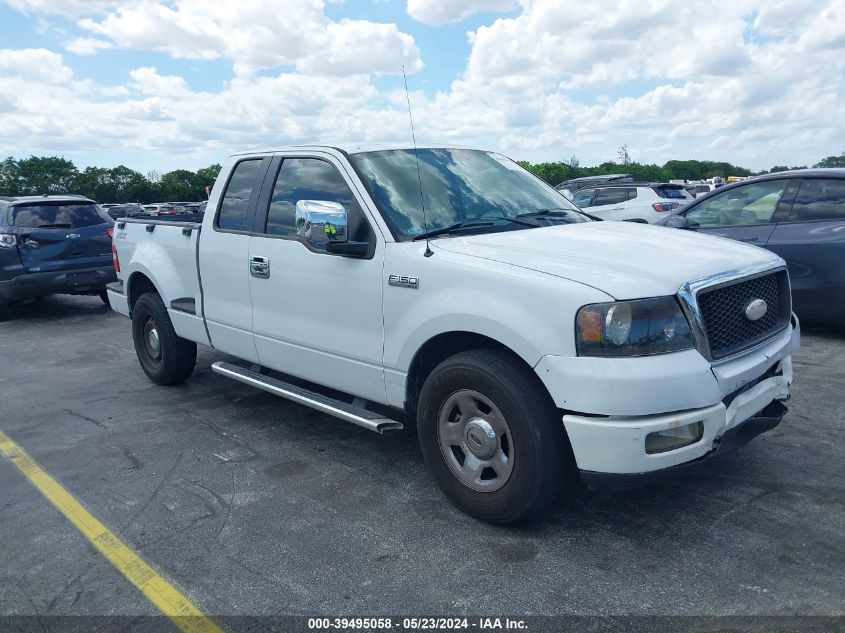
[0,0,842,173]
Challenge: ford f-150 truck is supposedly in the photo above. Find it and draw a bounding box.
[107,144,800,523]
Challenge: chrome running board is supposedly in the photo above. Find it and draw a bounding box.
[211,361,403,434]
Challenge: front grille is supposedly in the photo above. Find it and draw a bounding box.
[697,270,790,360]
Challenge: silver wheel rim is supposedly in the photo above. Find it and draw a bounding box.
[142,317,161,362]
[437,389,514,492]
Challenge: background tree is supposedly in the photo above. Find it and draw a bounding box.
[13,156,78,195]
[617,144,631,166]
[813,153,845,168]
[195,164,222,198]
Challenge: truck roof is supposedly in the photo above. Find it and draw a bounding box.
[229,142,479,157]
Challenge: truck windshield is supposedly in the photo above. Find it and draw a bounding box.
[349,149,587,240]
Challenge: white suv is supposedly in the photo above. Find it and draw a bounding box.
[572,183,693,223]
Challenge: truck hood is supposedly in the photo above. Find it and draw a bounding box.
[432,221,782,300]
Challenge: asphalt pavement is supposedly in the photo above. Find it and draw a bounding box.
[0,295,843,626]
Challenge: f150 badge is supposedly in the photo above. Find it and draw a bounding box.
[388,274,419,289]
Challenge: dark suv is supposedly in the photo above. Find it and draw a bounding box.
[0,195,116,319]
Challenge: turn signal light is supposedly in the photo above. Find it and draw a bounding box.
[577,308,603,343]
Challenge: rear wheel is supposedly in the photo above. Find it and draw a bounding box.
[0,303,7,321]
[99,289,110,305]
[417,349,574,524]
[131,292,196,385]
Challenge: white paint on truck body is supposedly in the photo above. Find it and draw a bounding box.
[109,144,799,478]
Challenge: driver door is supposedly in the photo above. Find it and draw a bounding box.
[247,152,387,403]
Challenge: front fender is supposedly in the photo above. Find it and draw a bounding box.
[382,242,612,409]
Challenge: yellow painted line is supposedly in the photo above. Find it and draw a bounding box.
[0,430,224,633]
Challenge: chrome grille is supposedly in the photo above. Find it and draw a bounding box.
[696,270,790,360]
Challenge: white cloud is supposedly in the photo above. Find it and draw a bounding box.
[1,0,843,171]
[406,0,517,25]
[3,0,112,17]
[0,47,73,83]
[65,36,113,55]
[76,0,422,77]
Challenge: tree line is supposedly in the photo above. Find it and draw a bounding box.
[0,156,221,203]
[518,152,845,187]
[1,152,843,203]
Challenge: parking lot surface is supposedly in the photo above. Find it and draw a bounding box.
[1,295,844,622]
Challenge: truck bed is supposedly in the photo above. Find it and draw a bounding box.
[113,218,209,345]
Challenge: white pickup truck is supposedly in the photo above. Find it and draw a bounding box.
[108,144,800,523]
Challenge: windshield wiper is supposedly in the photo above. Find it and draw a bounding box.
[517,208,602,222]
[516,208,573,219]
[36,223,73,228]
[412,220,496,241]
[412,216,538,241]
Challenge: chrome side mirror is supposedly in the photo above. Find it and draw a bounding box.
[295,200,348,249]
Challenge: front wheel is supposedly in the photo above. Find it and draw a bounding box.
[417,349,574,524]
[131,292,196,385]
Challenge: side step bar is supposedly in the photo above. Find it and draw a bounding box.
[211,361,403,434]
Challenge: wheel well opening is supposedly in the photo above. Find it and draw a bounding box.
[406,332,522,414]
[127,273,157,312]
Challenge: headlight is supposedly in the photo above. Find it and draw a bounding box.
[576,297,695,357]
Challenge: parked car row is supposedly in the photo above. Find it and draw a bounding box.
[100,202,145,219]
[99,201,207,220]
[142,201,207,216]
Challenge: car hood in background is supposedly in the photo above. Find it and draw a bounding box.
[433,221,781,300]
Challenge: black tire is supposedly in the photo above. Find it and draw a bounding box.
[417,349,573,524]
[99,289,110,305]
[0,303,7,321]
[131,292,196,385]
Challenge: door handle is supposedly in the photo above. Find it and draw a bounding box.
[250,256,270,279]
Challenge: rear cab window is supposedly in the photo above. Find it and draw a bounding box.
[215,159,264,232]
[11,203,111,228]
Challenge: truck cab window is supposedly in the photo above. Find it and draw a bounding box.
[263,158,362,243]
[216,159,263,231]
